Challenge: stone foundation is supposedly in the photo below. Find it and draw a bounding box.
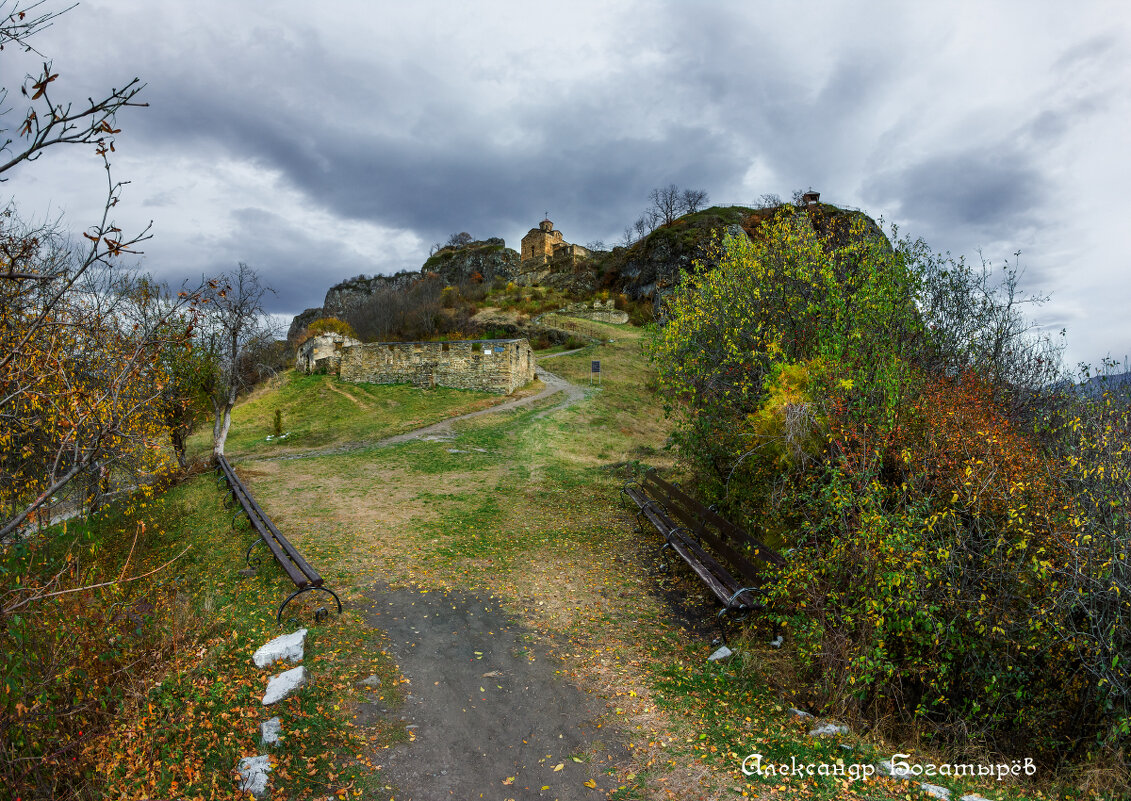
[337,338,535,395]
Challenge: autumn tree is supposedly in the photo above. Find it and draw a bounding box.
[0,2,209,537]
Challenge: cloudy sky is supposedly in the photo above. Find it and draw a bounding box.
[3,1,1128,369]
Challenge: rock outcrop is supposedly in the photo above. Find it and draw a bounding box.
[323,271,420,319]
[421,237,520,286]
[604,203,887,316]
[288,238,521,339]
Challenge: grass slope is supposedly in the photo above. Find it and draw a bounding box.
[25,318,1090,799]
[189,371,512,460]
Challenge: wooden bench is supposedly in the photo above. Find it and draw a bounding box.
[622,469,784,637]
[216,455,341,624]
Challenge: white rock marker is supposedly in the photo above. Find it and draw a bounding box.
[707,645,733,661]
[808,723,849,737]
[253,628,307,669]
[262,666,306,705]
[921,784,951,800]
[237,754,272,798]
[260,716,282,746]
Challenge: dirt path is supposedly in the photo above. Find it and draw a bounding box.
[378,367,587,446]
[323,377,373,409]
[242,327,707,798]
[250,366,586,462]
[358,585,624,800]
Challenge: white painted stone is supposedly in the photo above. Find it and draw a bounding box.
[262,666,306,705]
[876,759,904,777]
[358,674,382,688]
[921,783,951,800]
[253,628,307,669]
[961,796,992,801]
[769,635,784,648]
[808,723,849,737]
[707,645,733,661]
[789,707,813,718]
[237,754,272,798]
[260,716,282,746]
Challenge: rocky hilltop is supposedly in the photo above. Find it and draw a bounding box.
[288,202,887,340]
[599,202,886,315]
[421,237,519,286]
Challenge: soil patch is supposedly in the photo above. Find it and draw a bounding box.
[359,583,626,800]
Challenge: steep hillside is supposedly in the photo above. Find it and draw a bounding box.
[597,202,887,314]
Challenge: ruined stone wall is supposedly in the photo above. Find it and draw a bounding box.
[558,299,628,324]
[339,338,535,395]
[296,332,362,373]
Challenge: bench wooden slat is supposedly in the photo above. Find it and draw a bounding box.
[220,456,321,587]
[660,501,764,586]
[668,530,761,609]
[646,472,786,568]
[622,469,778,625]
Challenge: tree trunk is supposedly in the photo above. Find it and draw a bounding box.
[171,427,188,471]
[212,386,237,458]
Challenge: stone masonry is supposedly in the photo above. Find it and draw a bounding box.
[295,332,361,374]
[520,218,590,268]
[339,338,535,395]
[296,336,536,395]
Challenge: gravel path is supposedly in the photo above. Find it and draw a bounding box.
[358,585,623,800]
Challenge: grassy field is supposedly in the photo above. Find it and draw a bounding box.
[17,318,1089,799]
[187,371,516,460]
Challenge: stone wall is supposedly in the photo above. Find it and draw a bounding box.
[296,332,362,374]
[558,299,629,324]
[338,338,535,395]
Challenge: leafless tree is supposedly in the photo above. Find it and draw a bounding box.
[632,213,653,240]
[198,262,276,457]
[1,2,147,187]
[680,187,709,214]
[445,231,473,248]
[649,184,682,226]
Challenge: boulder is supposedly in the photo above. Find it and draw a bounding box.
[260,716,282,746]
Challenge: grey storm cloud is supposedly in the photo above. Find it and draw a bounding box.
[4,0,1129,367]
[865,148,1047,234]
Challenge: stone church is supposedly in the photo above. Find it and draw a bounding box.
[520,218,590,269]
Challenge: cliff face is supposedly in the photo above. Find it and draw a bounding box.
[323,271,420,319]
[420,238,520,285]
[287,238,521,341]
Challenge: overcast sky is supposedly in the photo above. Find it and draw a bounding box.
[3,1,1129,370]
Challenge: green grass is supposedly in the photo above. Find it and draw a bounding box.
[22,313,1097,800]
[188,370,505,459]
[3,472,402,799]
